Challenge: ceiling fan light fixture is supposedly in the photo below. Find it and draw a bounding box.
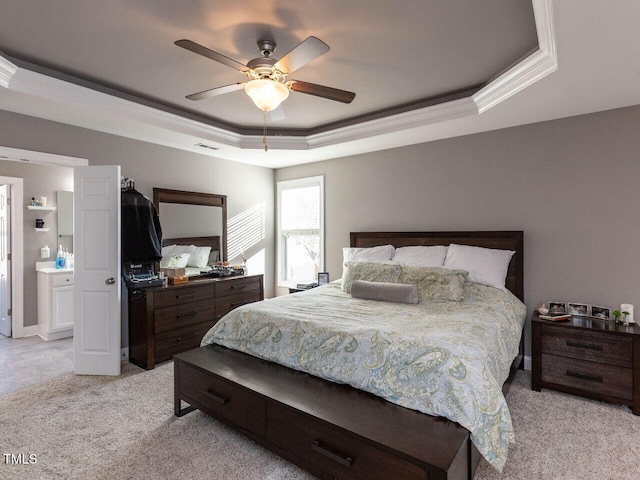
[244,79,290,112]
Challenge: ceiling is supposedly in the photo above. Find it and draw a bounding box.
[1,1,640,168]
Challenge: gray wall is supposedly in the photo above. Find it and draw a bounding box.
[0,161,74,328]
[275,105,640,358]
[0,109,275,330]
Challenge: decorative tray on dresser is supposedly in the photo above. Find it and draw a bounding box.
[531,313,640,414]
[128,274,263,369]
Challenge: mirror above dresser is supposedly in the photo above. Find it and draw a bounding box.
[153,188,227,263]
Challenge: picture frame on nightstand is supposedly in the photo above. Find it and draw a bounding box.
[567,302,589,316]
[318,272,329,285]
[548,301,567,315]
[590,305,612,320]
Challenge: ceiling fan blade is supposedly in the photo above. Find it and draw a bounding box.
[268,104,287,122]
[274,36,330,74]
[175,39,249,72]
[186,83,245,101]
[290,80,356,104]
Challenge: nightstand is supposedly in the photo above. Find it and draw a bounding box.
[532,313,640,415]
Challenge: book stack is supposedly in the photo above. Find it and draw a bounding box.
[539,313,571,321]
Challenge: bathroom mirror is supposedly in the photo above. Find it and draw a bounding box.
[57,190,73,253]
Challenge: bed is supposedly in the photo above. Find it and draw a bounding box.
[174,231,525,480]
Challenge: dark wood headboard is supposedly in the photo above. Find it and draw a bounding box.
[350,231,524,301]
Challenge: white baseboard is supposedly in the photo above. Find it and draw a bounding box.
[121,347,129,361]
[21,325,39,338]
[523,355,532,371]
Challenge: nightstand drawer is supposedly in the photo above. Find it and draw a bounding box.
[541,324,632,367]
[541,353,633,400]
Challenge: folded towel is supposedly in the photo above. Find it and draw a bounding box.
[350,280,418,304]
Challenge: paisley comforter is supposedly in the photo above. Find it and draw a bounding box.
[201,280,526,470]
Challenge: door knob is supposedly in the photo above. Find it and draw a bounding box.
[105,277,116,285]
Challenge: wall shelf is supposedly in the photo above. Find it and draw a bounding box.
[27,205,56,211]
[34,227,50,232]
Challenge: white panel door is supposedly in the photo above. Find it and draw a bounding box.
[0,184,10,337]
[73,165,121,375]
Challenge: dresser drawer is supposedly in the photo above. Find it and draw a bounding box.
[215,276,261,298]
[266,402,427,480]
[216,291,262,319]
[541,324,632,367]
[154,322,212,363]
[155,300,216,333]
[153,284,216,309]
[176,361,266,436]
[541,353,633,400]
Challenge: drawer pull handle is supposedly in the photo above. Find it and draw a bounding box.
[176,312,197,319]
[311,440,353,468]
[204,389,229,405]
[566,370,603,383]
[231,285,247,290]
[176,293,196,299]
[566,340,603,351]
[175,333,199,343]
[231,301,248,307]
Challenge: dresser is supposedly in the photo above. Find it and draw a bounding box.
[128,274,263,369]
[532,313,640,415]
[37,267,74,341]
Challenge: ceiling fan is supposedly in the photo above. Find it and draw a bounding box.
[174,36,356,119]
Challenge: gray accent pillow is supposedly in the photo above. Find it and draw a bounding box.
[351,280,419,304]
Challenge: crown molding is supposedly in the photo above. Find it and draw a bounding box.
[0,54,17,88]
[473,0,557,113]
[0,0,557,161]
[0,145,88,167]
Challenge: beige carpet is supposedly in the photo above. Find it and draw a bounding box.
[1,362,639,480]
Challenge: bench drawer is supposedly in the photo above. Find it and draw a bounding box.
[177,361,266,437]
[266,402,427,480]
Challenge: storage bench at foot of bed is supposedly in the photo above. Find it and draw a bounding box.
[174,345,478,480]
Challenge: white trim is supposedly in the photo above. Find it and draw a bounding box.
[21,325,39,338]
[276,176,325,287]
[0,175,23,339]
[0,55,17,88]
[0,146,88,167]
[473,0,557,113]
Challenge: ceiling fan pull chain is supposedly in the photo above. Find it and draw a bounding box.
[263,112,268,152]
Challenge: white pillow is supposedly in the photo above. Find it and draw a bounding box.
[342,244,395,271]
[443,243,515,291]
[161,244,211,269]
[392,245,447,267]
[160,253,189,269]
[187,245,212,269]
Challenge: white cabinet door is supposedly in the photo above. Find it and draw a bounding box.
[51,285,74,332]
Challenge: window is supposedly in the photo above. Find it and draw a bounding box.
[277,176,324,286]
